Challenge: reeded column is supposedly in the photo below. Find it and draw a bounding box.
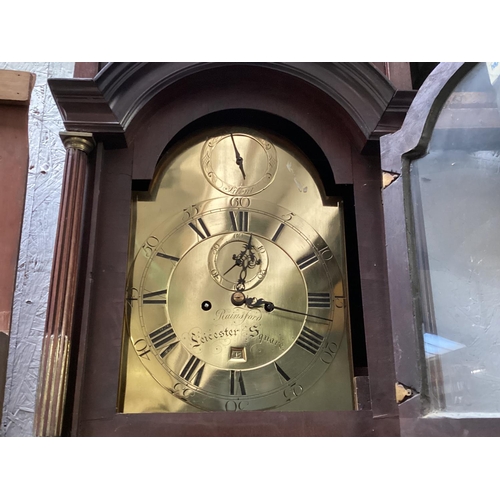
[34,131,95,437]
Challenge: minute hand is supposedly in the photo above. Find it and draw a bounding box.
[246,298,332,323]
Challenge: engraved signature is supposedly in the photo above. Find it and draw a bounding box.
[213,308,262,324]
[190,325,259,349]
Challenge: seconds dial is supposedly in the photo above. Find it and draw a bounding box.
[201,131,278,196]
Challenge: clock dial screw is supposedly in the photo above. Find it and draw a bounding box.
[201,301,212,311]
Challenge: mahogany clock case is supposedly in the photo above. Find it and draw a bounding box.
[53,63,399,436]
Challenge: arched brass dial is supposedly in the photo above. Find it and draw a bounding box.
[122,127,352,413]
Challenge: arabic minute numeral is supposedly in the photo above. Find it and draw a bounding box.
[284,383,303,401]
[224,400,249,411]
[321,342,338,364]
[229,197,250,208]
[133,339,151,360]
[142,236,159,258]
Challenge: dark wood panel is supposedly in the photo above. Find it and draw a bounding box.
[382,176,423,392]
[352,150,398,422]
[79,147,133,422]
[78,410,399,437]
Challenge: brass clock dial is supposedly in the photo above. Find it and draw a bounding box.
[122,128,353,413]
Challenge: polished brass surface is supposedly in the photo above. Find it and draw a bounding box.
[122,127,353,412]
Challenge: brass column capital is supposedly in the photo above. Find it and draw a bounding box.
[60,131,95,155]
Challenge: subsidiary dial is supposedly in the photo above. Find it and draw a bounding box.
[208,232,269,291]
[201,131,278,196]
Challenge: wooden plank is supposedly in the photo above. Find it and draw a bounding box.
[0,102,31,424]
[0,69,35,105]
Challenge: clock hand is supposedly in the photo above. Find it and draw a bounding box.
[230,134,246,180]
[222,235,262,291]
[223,235,259,274]
[223,253,244,276]
[245,297,332,322]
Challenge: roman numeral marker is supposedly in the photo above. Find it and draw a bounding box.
[274,362,291,383]
[296,326,323,355]
[149,323,178,358]
[308,292,331,308]
[180,356,205,386]
[297,252,318,270]
[229,211,249,232]
[156,253,179,262]
[272,223,285,242]
[143,289,167,304]
[189,217,211,239]
[230,370,246,395]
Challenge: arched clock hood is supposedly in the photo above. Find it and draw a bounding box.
[48,62,397,184]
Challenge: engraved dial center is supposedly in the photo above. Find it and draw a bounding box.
[168,236,307,370]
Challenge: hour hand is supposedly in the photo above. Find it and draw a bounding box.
[230,134,246,180]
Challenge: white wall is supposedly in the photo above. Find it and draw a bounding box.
[0,62,75,436]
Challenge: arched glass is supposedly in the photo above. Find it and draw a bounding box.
[411,63,500,414]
